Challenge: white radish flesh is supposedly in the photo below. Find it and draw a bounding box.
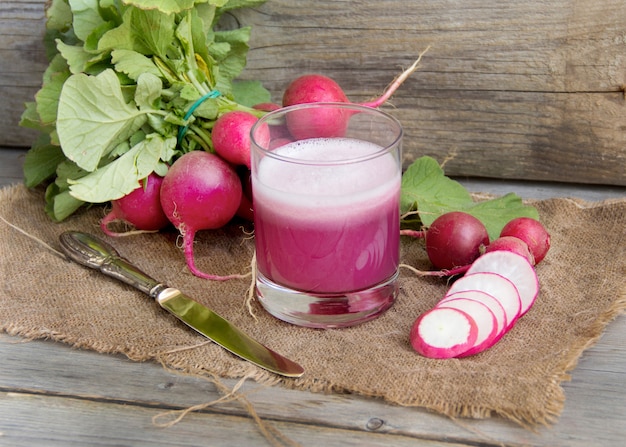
[447,272,522,330]
[466,250,539,316]
[409,307,478,359]
[441,290,507,342]
[436,297,497,357]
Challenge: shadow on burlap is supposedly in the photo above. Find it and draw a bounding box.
[1,184,624,427]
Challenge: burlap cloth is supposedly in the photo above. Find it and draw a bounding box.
[1,183,625,427]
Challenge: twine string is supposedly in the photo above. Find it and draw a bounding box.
[177,89,221,145]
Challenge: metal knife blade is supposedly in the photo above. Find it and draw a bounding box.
[58,231,304,378]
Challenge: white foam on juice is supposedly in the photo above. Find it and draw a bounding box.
[255,138,400,214]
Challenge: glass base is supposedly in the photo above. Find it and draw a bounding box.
[255,270,398,328]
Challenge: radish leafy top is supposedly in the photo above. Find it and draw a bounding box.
[20,0,269,221]
[400,156,539,240]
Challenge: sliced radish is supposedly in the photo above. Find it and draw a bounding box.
[441,290,507,344]
[410,307,478,359]
[436,297,497,357]
[466,250,539,316]
[447,272,522,330]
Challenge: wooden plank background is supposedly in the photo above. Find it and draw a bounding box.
[1,0,625,185]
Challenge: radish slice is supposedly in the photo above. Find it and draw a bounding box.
[441,290,507,343]
[447,272,522,330]
[436,297,497,357]
[410,307,478,359]
[466,251,539,316]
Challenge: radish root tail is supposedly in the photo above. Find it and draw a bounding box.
[181,229,250,281]
[359,46,431,109]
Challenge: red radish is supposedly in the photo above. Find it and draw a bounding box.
[425,211,490,270]
[282,50,428,139]
[410,307,478,359]
[484,235,534,265]
[436,297,498,357]
[270,137,293,149]
[100,172,169,237]
[235,167,254,221]
[252,102,281,112]
[211,111,270,169]
[160,151,243,280]
[441,290,508,343]
[281,75,350,138]
[466,251,539,316]
[283,52,427,109]
[500,217,551,264]
[447,272,522,331]
[284,98,352,139]
[282,74,349,107]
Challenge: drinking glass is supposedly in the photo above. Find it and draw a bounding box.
[250,103,403,328]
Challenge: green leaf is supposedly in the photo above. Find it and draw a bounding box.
[219,0,266,13]
[69,0,107,41]
[45,183,85,222]
[67,133,169,202]
[35,58,71,125]
[46,0,73,33]
[400,156,472,223]
[463,194,539,240]
[211,27,251,94]
[98,7,175,58]
[111,49,162,80]
[56,40,93,74]
[23,136,66,187]
[123,0,208,14]
[400,156,539,240]
[232,80,270,107]
[56,69,149,172]
[134,72,163,109]
[130,8,175,57]
[19,102,47,133]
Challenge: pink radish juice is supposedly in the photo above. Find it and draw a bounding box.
[253,137,401,294]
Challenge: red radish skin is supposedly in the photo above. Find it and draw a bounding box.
[282,74,349,107]
[160,151,244,280]
[281,49,428,139]
[212,111,270,169]
[425,211,490,270]
[441,290,508,343]
[410,307,478,359]
[436,297,498,357]
[500,217,551,264]
[447,272,522,331]
[252,102,281,112]
[466,250,539,316]
[270,137,293,149]
[235,167,254,221]
[284,100,351,139]
[100,172,169,237]
[484,235,534,265]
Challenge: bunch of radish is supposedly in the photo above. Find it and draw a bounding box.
[409,212,551,358]
[97,56,426,279]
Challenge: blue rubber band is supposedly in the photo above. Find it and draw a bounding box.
[177,90,221,145]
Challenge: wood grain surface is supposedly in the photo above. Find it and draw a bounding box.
[1,0,625,184]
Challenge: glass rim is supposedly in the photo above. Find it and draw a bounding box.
[250,102,403,166]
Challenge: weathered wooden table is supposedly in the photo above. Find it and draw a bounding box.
[1,148,625,447]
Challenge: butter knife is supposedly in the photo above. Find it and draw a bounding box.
[59,231,304,378]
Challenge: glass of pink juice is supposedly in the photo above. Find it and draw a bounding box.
[250,103,403,328]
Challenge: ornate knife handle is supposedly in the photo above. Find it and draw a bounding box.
[59,231,166,297]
